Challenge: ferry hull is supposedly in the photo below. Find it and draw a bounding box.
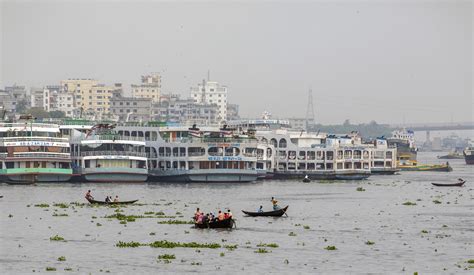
[1,168,73,184]
[464,153,474,165]
[370,168,399,175]
[148,169,258,183]
[272,171,336,180]
[335,171,371,180]
[72,168,148,183]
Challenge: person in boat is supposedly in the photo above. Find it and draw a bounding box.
[105,196,110,203]
[113,196,119,202]
[202,213,209,224]
[458,178,464,183]
[196,213,204,224]
[257,205,264,213]
[217,210,225,221]
[271,197,280,210]
[85,190,93,200]
[194,208,202,221]
[227,209,233,219]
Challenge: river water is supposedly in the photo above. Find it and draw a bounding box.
[1,152,473,274]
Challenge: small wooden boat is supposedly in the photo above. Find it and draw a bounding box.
[194,218,235,229]
[242,206,289,217]
[431,180,465,187]
[86,197,138,205]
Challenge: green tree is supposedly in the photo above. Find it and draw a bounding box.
[49,111,66,118]
[26,107,49,119]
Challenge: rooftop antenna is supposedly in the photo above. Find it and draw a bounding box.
[305,88,315,131]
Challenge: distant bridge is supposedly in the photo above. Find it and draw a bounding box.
[390,122,474,132]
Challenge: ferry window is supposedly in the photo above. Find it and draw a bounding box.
[326,163,334,170]
[307,163,315,170]
[326,151,334,160]
[266,148,272,158]
[337,150,343,159]
[279,138,287,148]
[344,162,352,169]
[316,163,325,170]
[298,163,305,170]
[208,147,223,156]
[386,151,393,159]
[337,163,343,169]
[307,151,315,160]
[354,150,362,159]
[344,150,352,159]
[354,162,362,169]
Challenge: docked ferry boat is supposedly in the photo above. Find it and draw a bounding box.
[463,144,474,165]
[387,128,417,165]
[115,124,259,183]
[0,118,72,184]
[368,137,399,174]
[69,124,148,182]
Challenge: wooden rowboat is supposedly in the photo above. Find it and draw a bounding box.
[242,206,289,217]
[86,197,138,205]
[431,180,465,187]
[194,218,235,229]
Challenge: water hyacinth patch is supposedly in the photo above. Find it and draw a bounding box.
[324,246,337,250]
[255,248,270,253]
[45,267,56,271]
[356,187,366,192]
[50,235,65,241]
[57,256,66,261]
[157,220,193,225]
[402,202,416,206]
[365,241,375,245]
[53,203,69,208]
[158,254,176,260]
[34,204,49,208]
[257,243,279,248]
[149,240,221,249]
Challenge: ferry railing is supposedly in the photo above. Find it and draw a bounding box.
[78,151,147,157]
[0,122,59,128]
[11,152,71,159]
[0,136,69,143]
[71,135,146,142]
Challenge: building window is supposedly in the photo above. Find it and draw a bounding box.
[133,109,137,112]
[133,102,137,106]
[119,102,123,105]
[126,102,130,105]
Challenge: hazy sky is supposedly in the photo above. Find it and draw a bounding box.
[1,0,472,124]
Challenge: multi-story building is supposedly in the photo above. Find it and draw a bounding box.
[131,73,161,102]
[110,91,152,122]
[227,103,240,121]
[30,87,44,109]
[152,93,219,125]
[56,92,75,117]
[60,79,117,114]
[190,79,228,122]
[43,85,62,112]
[0,90,15,114]
[5,85,28,112]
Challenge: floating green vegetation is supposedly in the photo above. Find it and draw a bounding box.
[442,225,448,228]
[64,267,73,271]
[356,187,366,192]
[402,201,416,206]
[8,214,13,218]
[116,241,143,248]
[45,267,56,271]
[52,213,69,217]
[294,224,301,227]
[191,262,202,266]
[53,203,69,208]
[255,248,270,253]
[104,213,152,221]
[224,244,238,250]
[70,202,86,207]
[144,211,154,215]
[176,211,182,215]
[433,200,442,204]
[96,223,102,227]
[155,211,165,215]
[116,240,222,249]
[50,235,65,241]
[303,225,310,230]
[149,240,221,249]
[157,220,193,225]
[220,252,225,257]
[91,216,97,219]
[257,243,279,248]
[57,256,66,261]
[34,203,49,208]
[324,246,337,250]
[467,259,474,264]
[365,241,375,245]
[288,232,297,237]
[149,232,156,236]
[421,230,429,234]
[119,221,127,225]
[158,254,176,260]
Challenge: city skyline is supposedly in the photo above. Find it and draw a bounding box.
[1,0,472,124]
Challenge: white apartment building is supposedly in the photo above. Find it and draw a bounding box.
[190,79,228,122]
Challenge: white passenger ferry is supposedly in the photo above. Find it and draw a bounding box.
[69,123,148,182]
[115,124,260,182]
[0,116,72,184]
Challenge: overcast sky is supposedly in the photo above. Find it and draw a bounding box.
[1,0,472,124]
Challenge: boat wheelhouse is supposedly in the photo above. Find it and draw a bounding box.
[70,124,148,182]
[0,120,72,184]
[115,124,260,183]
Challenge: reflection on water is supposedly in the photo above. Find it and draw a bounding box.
[0,152,473,273]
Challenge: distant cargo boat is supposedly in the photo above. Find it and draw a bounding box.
[398,160,453,172]
[463,146,474,165]
[0,117,73,184]
[437,152,464,159]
